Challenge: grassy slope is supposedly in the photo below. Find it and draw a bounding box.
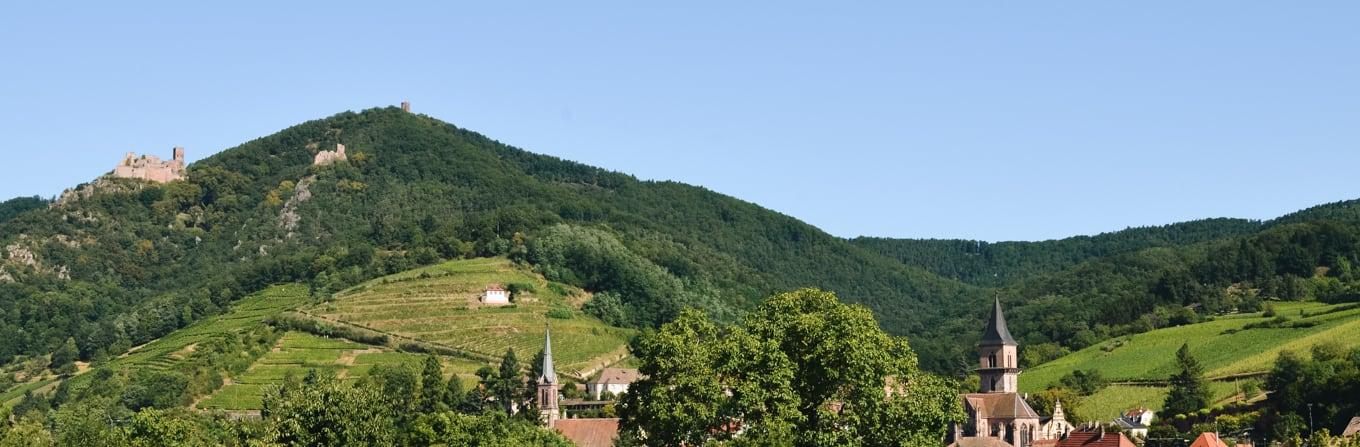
[1020,301,1360,418]
[3,285,309,406]
[198,332,461,411]
[306,257,634,377]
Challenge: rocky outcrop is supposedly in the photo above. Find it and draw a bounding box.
[313,144,347,166]
[278,176,315,238]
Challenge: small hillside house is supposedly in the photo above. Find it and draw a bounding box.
[1114,408,1154,439]
[482,284,510,305]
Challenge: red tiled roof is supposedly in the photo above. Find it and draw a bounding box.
[554,418,619,447]
[1189,433,1229,447]
[1056,430,1137,447]
[486,283,506,291]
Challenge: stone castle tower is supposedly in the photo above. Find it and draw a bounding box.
[537,326,561,427]
[112,147,186,183]
[978,297,1020,393]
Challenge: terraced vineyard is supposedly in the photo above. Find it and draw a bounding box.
[198,332,470,411]
[1021,300,1360,418]
[306,258,634,377]
[3,284,311,406]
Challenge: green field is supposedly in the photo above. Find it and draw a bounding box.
[1021,300,1360,417]
[197,331,465,411]
[306,258,634,377]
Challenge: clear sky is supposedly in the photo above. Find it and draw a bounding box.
[2,2,1357,241]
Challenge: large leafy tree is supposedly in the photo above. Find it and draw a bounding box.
[620,289,962,446]
[1163,343,1211,416]
[261,370,398,447]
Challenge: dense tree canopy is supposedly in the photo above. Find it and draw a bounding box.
[620,289,963,446]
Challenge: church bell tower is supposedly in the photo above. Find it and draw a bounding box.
[978,298,1020,393]
[537,325,561,426]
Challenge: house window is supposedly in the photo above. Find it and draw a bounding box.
[988,353,997,368]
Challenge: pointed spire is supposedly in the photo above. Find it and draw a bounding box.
[981,297,1017,346]
[538,324,557,384]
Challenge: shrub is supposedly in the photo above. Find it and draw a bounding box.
[507,282,537,295]
[546,308,573,320]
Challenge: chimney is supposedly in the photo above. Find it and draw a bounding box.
[401,101,410,112]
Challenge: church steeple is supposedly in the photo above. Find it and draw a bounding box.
[981,297,1017,346]
[536,325,560,426]
[538,326,557,385]
[977,298,1021,393]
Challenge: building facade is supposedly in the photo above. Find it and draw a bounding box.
[482,284,510,305]
[951,298,1068,447]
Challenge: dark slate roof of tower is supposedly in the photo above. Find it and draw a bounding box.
[981,297,1017,346]
[538,326,558,384]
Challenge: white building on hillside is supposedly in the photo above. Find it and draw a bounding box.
[482,284,510,305]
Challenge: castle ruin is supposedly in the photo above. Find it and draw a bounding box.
[112,147,186,183]
[313,143,347,166]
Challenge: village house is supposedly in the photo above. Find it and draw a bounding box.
[481,284,510,305]
[586,368,642,400]
[112,147,186,183]
[1114,407,1154,439]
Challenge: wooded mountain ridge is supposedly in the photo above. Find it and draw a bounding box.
[3,106,1360,374]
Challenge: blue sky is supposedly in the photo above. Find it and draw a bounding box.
[2,2,1357,241]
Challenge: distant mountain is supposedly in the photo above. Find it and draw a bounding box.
[0,107,980,373]
[3,106,1360,377]
[853,218,1264,287]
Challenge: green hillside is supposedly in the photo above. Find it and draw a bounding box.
[1020,300,1360,418]
[197,332,457,411]
[304,257,633,377]
[0,106,980,374]
[6,104,1360,382]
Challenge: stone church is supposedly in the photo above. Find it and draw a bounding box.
[949,299,1073,447]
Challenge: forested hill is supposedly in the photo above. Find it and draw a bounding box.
[857,200,1360,372]
[0,106,982,373]
[851,218,1264,287]
[5,106,1360,377]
